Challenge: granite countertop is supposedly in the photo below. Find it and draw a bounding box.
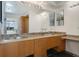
[62,35,79,41]
[0,33,79,44]
[0,34,65,44]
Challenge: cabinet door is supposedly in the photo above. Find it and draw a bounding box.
[0,44,4,56]
[47,37,59,49]
[4,42,19,57]
[24,40,34,56]
[18,40,34,57]
[56,37,66,52]
[47,36,65,52]
[18,41,25,56]
[34,38,47,57]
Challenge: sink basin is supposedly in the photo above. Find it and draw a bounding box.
[16,36,22,39]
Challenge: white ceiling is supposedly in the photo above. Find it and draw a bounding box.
[21,1,67,11]
[5,1,68,15]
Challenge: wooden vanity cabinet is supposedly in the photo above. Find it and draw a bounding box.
[18,40,34,57]
[47,36,65,52]
[0,40,34,57]
[0,44,4,57]
[55,36,66,52]
[3,42,19,57]
[34,38,48,57]
[47,36,59,49]
[0,35,65,57]
[34,36,65,57]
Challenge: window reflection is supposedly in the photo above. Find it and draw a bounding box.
[56,10,64,26]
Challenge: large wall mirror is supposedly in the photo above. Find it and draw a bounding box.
[49,12,55,26]
[6,18,18,34]
[4,1,19,35]
[49,10,64,26]
[56,10,64,26]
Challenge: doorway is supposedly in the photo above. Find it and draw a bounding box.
[20,16,29,34]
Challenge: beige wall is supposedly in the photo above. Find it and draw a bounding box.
[64,4,79,35]
[64,2,79,55]
[29,12,52,33]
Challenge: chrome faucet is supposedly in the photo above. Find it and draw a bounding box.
[41,28,47,32]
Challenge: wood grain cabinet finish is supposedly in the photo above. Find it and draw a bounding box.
[47,36,65,52]
[56,37,66,52]
[47,37,59,49]
[0,44,4,57]
[18,40,34,57]
[34,36,65,57]
[3,42,19,57]
[34,38,48,57]
[0,36,65,57]
[0,40,34,57]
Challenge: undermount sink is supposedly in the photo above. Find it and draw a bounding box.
[16,36,22,39]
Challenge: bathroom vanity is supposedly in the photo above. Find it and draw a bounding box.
[0,33,66,57]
